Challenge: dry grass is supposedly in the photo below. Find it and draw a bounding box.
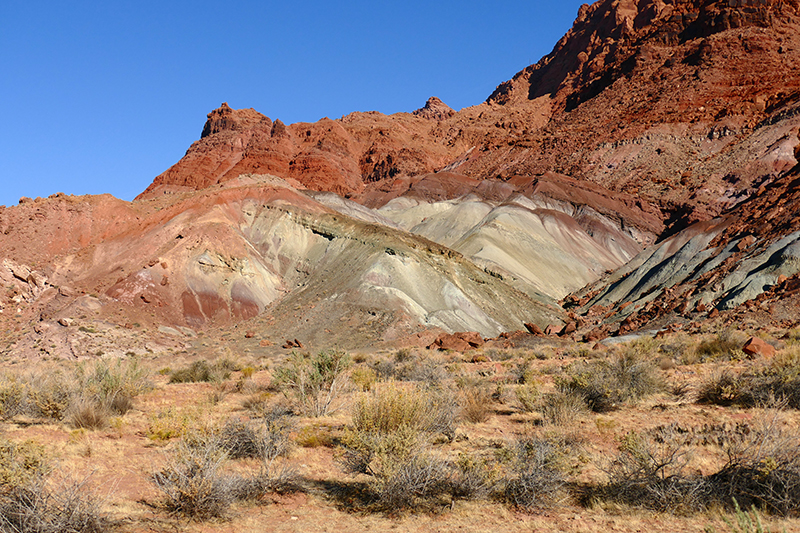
[1,333,800,531]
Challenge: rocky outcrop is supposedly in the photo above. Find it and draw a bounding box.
[413,97,455,121]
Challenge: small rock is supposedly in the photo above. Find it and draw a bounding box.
[259,339,272,347]
[245,330,255,339]
[708,308,720,319]
[58,317,74,327]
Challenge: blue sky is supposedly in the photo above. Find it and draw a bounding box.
[0,1,587,207]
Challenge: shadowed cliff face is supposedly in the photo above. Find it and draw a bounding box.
[488,0,800,110]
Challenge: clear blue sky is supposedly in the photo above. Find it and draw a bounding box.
[0,1,587,207]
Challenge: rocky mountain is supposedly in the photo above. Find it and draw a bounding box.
[3,0,800,358]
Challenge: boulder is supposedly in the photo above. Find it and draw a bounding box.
[456,331,485,348]
[583,326,608,342]
[545,324,561,336]
[742,337,775,358]
[524,322,544,336]
[560,321,577,336]
[429,333,471,352]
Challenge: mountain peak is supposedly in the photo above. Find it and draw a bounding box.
[413,96,455,120]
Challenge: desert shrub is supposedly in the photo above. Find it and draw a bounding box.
[695,329,746,362]
[154,421,299,519]
[511,359,537,385]
[0,439,48,492]
[556,345,663,412]
[698,353,800,409]
[698,369,742,406]
[450,453,502,501]
[295,425,335,448]
[147,407,199,443]
[350,382,458,439]
[74,357,151,415]
[540,391,588,426]
[24,372,73,420]
[708,410,800,516]
[501,437,566,510]
[350,366,377,392]
[67,397,110,430]
[214,415,293,461]
[169,360,230,384]
[0,475,110,533]
[459,387,492,424]
[0,376,26,420]
[371,351,448,385]
[341,383,461,511]
[0,359,149,428]
[273,350,352,417]
[153,439,239,519]
[515,382,540,413]
[603,427,710,513]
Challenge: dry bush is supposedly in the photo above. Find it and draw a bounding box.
[0,439,48,493]
[350,366,377,392]
[350,382,458,440]
[697,369,741,406]
[595,411,800,517]
[709,408,800,516]
[699,352,800,409]
[168,360,230,384]
[152,440,238,519]
[67,397,110,430]
[460,387,492,424]
[602,427,709,514]
[365,448,454,511]
[540,391,588,426]
[371,351,448,386]
[24,372,73,420]
[215,415,293,461]
[694,329,747,362]
[0,376,26,420]
[0,475,110,533]
[501,437,566,510]
[74,357,151,415]
[515,381,540,413]
[0,439,108,533]
[341,383,461,511]
[153,419,300,520]
[273,350,352,417]
[557,342,663,412]
[450,453,502,501]
[0,358,150,428]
